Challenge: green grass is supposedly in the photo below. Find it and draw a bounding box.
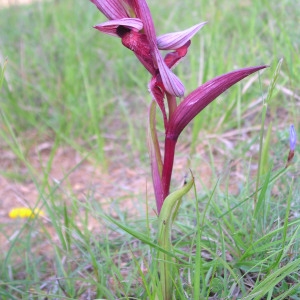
[0,0,299,299]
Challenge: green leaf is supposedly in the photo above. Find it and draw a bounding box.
[157,177,194,300]
[0,59,7,91]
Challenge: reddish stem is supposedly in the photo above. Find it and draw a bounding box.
[166,92,177,119]
[161,135,178,203]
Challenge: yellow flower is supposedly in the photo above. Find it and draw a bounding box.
[8,207,44,219]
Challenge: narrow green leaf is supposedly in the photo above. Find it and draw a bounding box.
[254,102,268,205]
[253,167,272,220]
[103,214,185,262]
[157,177,194,300]
[270,178,293,270]
[260,122,272,176]
[254,58,283,205]
[243,258,300,300]
[0,58,7,91]
[63,202,71,252]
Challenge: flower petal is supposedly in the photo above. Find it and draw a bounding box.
[154,47,185,97]
[90,0,130,20]
[149,77,168,127]
[120,29,156,74]
[164,41,191,69]
[132,0,157,48]
[94,18,143,37]
[167,65,268,139]
[157,22,207,50]
[132,0,185,97]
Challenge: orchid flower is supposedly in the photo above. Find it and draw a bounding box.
[91,0,205,97]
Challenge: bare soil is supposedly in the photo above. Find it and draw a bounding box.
[0,125,241,254]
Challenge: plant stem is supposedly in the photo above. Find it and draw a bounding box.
[161,136,177,203]
[166,92,177,119]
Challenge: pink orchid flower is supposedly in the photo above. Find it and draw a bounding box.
[91,0,205,97]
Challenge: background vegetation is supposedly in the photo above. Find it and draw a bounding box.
[0,0,299,299]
